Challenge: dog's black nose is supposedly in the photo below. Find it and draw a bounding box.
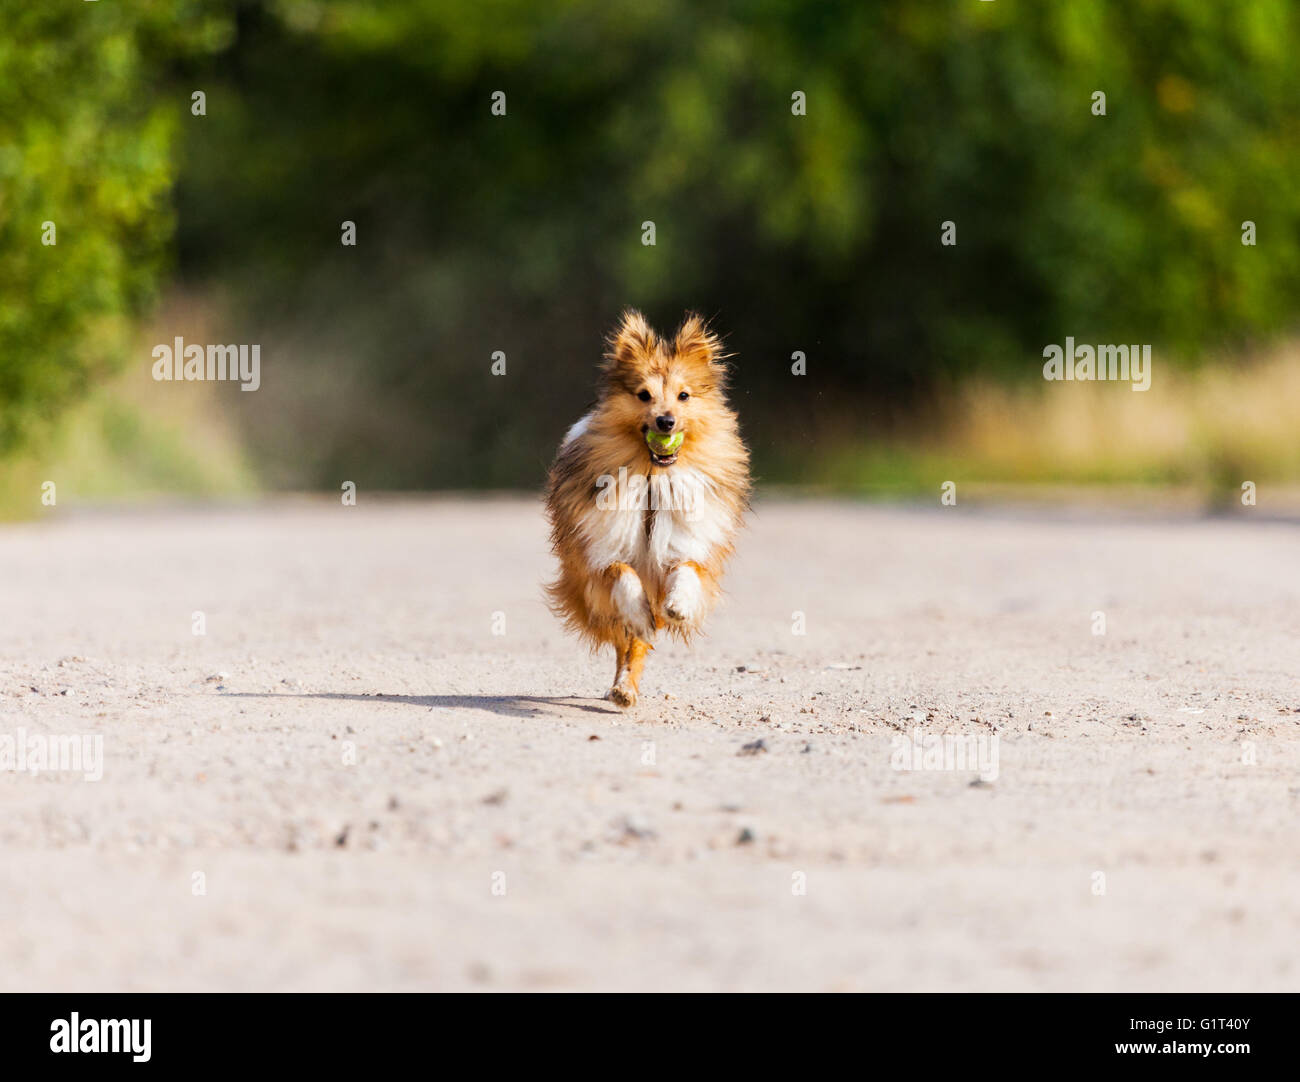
[655,414,676,432]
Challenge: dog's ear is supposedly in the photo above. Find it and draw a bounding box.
[604,309,658,379]
[673,313,724,366]
[674,313,729,390]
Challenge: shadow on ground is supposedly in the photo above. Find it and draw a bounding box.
[221,691,620,718]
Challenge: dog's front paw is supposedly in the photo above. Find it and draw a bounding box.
[612,568,655,638]
[606,681,638,708]
[663,565,704,625]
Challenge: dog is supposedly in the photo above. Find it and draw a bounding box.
[544,309,750,707]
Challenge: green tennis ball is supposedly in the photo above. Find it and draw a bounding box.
[645,430,684,454]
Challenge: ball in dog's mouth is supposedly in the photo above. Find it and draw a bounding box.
[645,428,684,467]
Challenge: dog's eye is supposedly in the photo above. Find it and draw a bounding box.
[678,391,690,401]
[637,390,651,402]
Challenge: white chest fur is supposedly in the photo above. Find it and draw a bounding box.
[578,465,731,575]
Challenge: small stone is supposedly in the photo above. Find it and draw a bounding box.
[617,815,656,841]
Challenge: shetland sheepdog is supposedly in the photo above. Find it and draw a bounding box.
[545,310,750,707]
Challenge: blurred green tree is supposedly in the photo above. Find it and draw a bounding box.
[0,2,196,450]
[173,0,1300,486]
[7,0,1300,486]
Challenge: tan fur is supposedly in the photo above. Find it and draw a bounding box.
[545,310,751,707]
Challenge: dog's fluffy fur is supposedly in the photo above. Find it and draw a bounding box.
[545,310,750,707]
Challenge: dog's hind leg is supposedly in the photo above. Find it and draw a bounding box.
[606,634,651,709]
[608,636,629,689]
[605,634,633,707]
[625,637,652,699]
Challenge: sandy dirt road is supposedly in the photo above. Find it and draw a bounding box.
[1,497,1297,991]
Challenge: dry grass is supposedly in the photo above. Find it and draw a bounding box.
[809,341,1300,508]
[951,344,1300,487]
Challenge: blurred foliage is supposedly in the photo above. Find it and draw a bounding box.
[4,0,1300,489]
[0,2,187,451]
[0,375,257,516]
